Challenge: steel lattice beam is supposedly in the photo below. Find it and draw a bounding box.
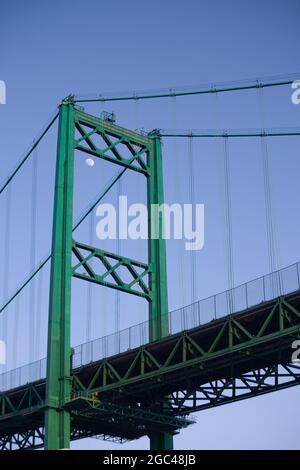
[168,361,300,413]
[70,294,300,398]
[1,291,300,449]
[72,241,150,298]
[74,110,150,175]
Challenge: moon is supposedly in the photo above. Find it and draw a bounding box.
[85,158,95,167]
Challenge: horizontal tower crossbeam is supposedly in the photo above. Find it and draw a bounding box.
[72,241,151,299]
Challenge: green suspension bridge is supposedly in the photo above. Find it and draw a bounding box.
[1,73,300,450]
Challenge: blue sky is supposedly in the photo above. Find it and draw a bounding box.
[1,0,300,450]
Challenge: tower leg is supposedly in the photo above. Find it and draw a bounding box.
[44,101,74,449]
[148,136,175,451]
[149,432,174,450]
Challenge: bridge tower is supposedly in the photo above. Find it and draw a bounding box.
[45,98,172,449]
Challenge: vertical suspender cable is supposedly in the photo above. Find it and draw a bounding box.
[257,86,278,294]
[213,90,234,311]
[100,171,108,338]
[171,94,187,310]
[115,178,121,344]
[3,184,11,370]
[36,265,43,360]
[261,135,276,272]
[86,214,93,344]
[100,99,105,114]
[223,137,234,312]
[12,293,20,369]
[134,96,140,131]
[29,146,37,363]
[188,136,197,323]
[212,87,221,129]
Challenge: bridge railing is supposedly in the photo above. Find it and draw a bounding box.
[0,358,47,392]
[1,261,300,392]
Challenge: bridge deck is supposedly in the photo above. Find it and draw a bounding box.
[1,288,300,449]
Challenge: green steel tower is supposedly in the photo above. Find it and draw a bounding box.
[45,99,172,449]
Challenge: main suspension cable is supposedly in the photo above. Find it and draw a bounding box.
[0,110,58,196]
[74,73,298,103]
[158,128,300,138]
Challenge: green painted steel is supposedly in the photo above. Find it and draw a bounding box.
[4,103,300,450]
[149,432,174,451]
[147,136,172,449]
[45,101,75,449]
[2,78,300,450]
[43,106,172,449]
[72,241,151,299]
[1,292,300,449]
[74,109,150,175]
[68,294,300,398]
[148,136,169,341]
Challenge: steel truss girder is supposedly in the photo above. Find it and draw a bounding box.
[74,109,151,175]
[66,396,192,435]
[0,427,44,450]
[0,382,44,419]
[2,292,300,447]
[167,360,300,413]
[70,294,300,400]
[72,241,150,298]
[0,425,127,450]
